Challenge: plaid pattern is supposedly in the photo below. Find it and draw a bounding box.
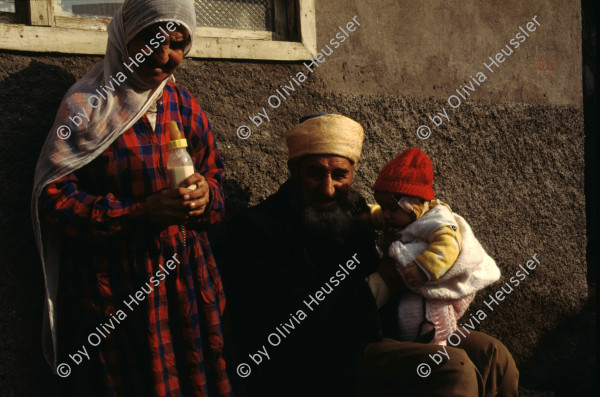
[40,82,232,397]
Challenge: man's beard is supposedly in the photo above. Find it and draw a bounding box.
[301,205,354,244]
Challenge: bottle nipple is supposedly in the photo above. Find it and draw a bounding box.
[167,121,188,150]
[169,121,181,141]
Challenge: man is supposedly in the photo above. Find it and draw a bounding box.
[225,113,518,396]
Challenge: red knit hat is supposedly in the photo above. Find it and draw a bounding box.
[373,148,435,200]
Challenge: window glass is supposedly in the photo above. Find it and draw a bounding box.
[57,0,124,18]
[0,0,15,13]
[53,0,275,32]
[195,0,274,31]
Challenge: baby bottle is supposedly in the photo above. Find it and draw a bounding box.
[167,121,197,190]
[167,121,197,246]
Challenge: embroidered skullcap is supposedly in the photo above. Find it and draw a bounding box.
[299,112,327,123]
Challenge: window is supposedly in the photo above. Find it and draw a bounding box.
[0,0,14,13]
[196,0,273,31]
[57,1,124,18]
[0,0,316,60]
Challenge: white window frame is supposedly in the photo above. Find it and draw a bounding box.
[0,0,316,61]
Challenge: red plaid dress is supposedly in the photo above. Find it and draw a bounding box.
[39,81,233,397]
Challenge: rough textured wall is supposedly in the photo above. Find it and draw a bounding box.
[317,0,582,106]
[0,0,591,395]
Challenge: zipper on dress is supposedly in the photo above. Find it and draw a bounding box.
[180,225,186,247]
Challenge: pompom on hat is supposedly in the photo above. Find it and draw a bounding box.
[285,113,364,164]
[373,148,435,200]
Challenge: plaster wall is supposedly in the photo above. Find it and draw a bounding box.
[0,0,590,395]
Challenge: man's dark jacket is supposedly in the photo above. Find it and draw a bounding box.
[224,180,382,396]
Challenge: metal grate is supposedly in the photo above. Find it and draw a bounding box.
[0,0,15,13]
[195,0,274,31]
[55,0,274,31]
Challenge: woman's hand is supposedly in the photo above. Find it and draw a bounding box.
[144,173,211,227]
[179,173,210,216]
[145,188,190,228]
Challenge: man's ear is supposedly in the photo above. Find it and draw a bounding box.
[350,162,357,181]
[287,158,299,179]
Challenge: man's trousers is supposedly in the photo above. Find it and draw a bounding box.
[356,330,519,397]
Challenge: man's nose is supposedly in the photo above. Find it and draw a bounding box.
[320,177,335,198]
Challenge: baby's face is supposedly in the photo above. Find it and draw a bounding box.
[374,191,413,230]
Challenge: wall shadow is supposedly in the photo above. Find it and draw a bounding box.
[519,290,596,396]
[0,59,77,395]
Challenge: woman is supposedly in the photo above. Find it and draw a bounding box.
[31,0,232,395]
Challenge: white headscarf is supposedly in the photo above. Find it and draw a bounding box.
[31,0,196,371]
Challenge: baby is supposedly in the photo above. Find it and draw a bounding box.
[369,148,500,344]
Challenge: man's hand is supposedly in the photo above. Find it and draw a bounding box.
[377,256,406,293]
[366,272,391,309]
[179,173,211,217]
